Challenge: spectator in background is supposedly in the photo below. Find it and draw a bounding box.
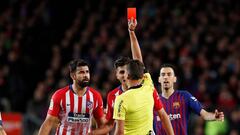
[23,82,48,135]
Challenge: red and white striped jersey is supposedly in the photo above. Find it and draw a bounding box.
[105,86,123,121]
[48,85,104,135]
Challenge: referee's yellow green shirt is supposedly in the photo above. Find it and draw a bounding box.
[113,73,155,135]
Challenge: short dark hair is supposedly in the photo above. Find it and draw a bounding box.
[114,56,131,69]
[160,63,176,75]
[69,59,89,73]
[127,60,144,80]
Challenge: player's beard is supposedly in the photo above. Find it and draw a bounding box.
[162,83,170,91]
[77,79,90,88]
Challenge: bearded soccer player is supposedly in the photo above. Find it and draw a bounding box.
[38,59,105,135]
[154,64,224,135]
[0,112,7,135]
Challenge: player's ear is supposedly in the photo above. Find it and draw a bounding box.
[158,76,161,83]
[70,72,75,80]
[173,76,177,83]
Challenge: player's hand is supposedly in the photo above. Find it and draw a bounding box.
[128,17,137,31]
[0,126,7,135]
[214,109,224,122]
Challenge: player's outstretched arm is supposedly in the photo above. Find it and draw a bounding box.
[157,108,175,135]
[128,18,143,63]
[200,109,224,121]
[38,115,59,135]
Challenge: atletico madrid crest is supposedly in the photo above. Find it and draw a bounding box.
[87,101,93,109]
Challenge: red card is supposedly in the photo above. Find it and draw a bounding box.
[127,8,136,20]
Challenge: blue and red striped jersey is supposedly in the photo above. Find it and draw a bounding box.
[153,90,202,135]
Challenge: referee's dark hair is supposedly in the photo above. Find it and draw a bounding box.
[127,60,144,80]
[69,59,89,73]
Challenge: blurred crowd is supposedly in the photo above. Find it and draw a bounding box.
[0,0,240,134]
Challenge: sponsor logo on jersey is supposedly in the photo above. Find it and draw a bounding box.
[169,113,181,120]
[67,112,90,123]
[156,113,181,122]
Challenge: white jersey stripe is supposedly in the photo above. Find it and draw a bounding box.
[66,91,71,113]
[115,91,119,96]
[59,125,63,135]
[66,126,71,135]
[74,94,78,112]
[82,93,86,113]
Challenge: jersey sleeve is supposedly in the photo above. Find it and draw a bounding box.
[185,91,203,115]
[113,96,126,120]
[153,89,163,111]
[93,92,104,119]
[105,93,114,121]
[47,92,61,117]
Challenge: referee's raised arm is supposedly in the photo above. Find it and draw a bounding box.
[128,18,143,64]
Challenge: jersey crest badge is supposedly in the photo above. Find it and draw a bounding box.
[173,102,180,109]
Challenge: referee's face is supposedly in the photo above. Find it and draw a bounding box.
[158,67,176,90]
[116,65,128,85]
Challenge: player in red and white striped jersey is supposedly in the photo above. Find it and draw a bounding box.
[38,59,105,135]
[89,57,130,134]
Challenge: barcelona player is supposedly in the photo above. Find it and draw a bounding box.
[154,64,224,135]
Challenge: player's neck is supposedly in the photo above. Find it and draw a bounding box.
[162,88,174,99]
[72,84,87,96]
[121,84,128,92]
[127,80,142,89]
